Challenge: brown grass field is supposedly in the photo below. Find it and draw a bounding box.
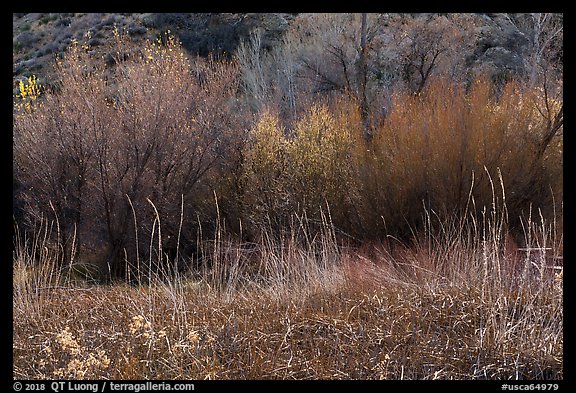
[13,212,563,380]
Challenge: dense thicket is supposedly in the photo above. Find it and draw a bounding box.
[13,16,563,281]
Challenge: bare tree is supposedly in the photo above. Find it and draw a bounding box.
[14,33,249,281]
[503,14,563,159]
[236,28,269,112]
[516,13,563,88]
[358,13,370,136]
[395,16,456,95]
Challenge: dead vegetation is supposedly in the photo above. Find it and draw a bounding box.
[13,14,562,380]
[13,207,563,380]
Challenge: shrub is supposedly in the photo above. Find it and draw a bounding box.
[14,31,40,50]
[14,23,562,282]
[357,75,562,241]
[240,74,562,245]
[284,102,360,230]
[241,98,365,238]
[241,109,290,232]
[13,32,250,281]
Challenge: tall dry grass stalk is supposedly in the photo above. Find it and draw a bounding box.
[13,216,72,319]
[13,187,562,379]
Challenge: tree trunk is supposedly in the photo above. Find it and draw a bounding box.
[359,13,370,139]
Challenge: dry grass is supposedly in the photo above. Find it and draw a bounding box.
[13,210,562,380]
[13,28,562,381]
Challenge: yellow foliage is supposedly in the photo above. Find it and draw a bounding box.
[15,75,41,112]
[242,103,361,231]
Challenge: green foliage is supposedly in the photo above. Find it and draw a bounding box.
[39,14,58,25]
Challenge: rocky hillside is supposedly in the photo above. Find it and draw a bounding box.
[13,13,562,95]
[13,13,295,87]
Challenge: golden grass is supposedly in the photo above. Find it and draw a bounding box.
[13,278,562,379]
[13,212,563,380]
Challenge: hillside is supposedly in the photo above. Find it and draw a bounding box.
[13,13,295,89]
[13,13,562,92]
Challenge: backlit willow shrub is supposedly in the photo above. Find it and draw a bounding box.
[242,76,562,244]
[14,32,249,280]
[241,109,290,232]
[357,76,563,241]
[241,102,362,237]
[285,103,360,232]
